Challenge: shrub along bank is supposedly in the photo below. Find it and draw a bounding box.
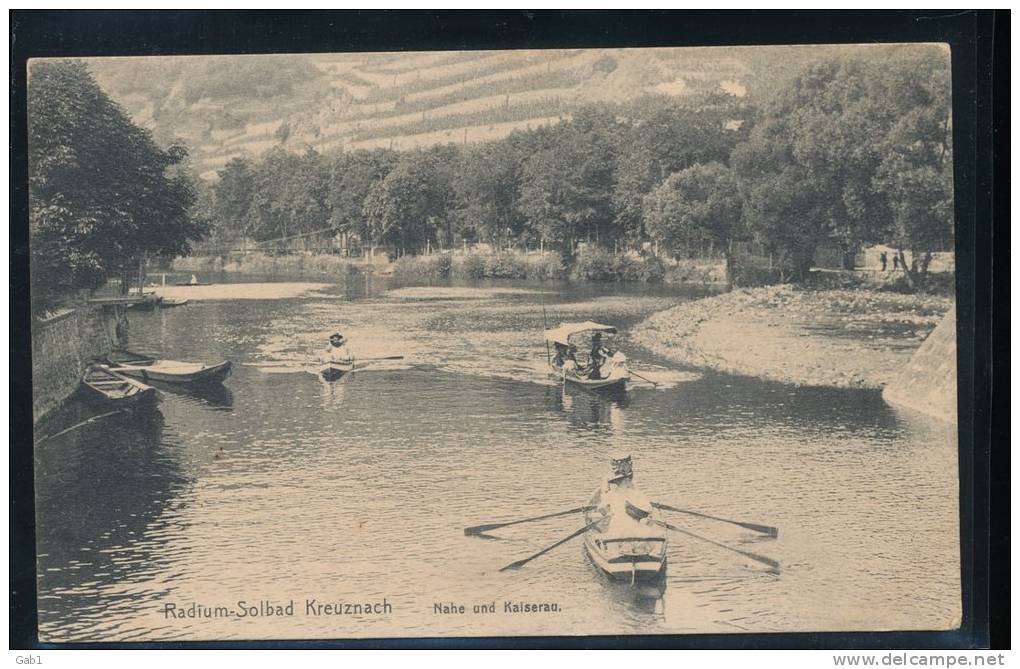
[390,250,713,284]
[392,251,565,281]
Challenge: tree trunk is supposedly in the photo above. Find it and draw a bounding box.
[897,248,919,292]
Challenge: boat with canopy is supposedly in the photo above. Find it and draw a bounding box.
[544,321,630,389]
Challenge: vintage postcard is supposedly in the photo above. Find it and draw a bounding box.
[28,44,960,642]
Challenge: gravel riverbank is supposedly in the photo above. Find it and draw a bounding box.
[632,285,953,389]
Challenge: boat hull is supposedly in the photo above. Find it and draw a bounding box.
[551,363,629,389]
[321,361,370,381]
[583,486,668,582]
[109,360,232,386]
[583,537,667,581]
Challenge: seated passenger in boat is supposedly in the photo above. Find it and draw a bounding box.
[554,343,583,373]
[552,342,568,367]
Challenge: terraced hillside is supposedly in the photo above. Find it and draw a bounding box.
[85,44,907,181]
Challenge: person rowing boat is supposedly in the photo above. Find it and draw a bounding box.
[583,450,667,581]
[321,332,356,380]
[588,332,611,380]
[323,332,354,364]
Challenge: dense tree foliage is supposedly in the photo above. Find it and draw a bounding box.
[643,162,742,257]
[28,59,208,311]
[731,48,951,283]
[180,49,951,290]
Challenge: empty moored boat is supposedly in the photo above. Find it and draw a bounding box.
[80,365,159,409]
[104,350,231,386]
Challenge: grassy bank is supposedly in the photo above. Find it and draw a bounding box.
[632,284,953,389]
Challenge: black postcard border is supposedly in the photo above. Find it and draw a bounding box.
[9,9,1006,650]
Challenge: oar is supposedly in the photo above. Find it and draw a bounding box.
[465,506,593,536]
[629,370,659,387]
[350,355,404,362]
[36,410,126,443]
[652,503,779,537]
[656,520,780,571]
[500,517,604,572]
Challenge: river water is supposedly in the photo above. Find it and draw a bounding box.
[34,273,960,641]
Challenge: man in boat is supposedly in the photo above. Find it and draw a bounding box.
[323,332,354,366]
[588,332,611,380]
[600,450,654,522]
[607,449,634,490]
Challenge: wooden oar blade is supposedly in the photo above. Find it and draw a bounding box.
[629,370,658,387]
[465,506,592,536]
[499,559,529,572]
[652,502,779,537]
[659,520,781,572]
[498,518,603,573]
[741,522,779,538]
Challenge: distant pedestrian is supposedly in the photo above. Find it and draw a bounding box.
[879,252,888,272]
[892,255,900,271]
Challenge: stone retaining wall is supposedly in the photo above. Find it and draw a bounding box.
[31,305,125,423]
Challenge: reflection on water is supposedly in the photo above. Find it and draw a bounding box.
[34,274,960,641]
[155,382,235,411]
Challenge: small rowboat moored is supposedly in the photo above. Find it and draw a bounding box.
[80,365,159,409]
[104,350,231,386]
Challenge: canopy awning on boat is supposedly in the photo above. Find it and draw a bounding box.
[544,321,618,346]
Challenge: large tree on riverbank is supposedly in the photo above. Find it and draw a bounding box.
[731,47,952,285]
[28,59,208,311]
[643,162,743,259]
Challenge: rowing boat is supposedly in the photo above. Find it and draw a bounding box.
[583,483,668,582]
[161,297,189,307]
[80,365,159,409]
[105,350,231,385]
[544,321,630,389]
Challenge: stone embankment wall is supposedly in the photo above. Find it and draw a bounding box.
[882,307,958,424]
[32,305,125,423]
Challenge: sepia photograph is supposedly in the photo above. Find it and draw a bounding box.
[24,37,965,643]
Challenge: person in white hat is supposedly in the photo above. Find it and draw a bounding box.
[322,332,354,366]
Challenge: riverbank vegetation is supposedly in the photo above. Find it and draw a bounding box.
[30,45,953,313]
[28,60,208,313]
[191,45,950,292]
